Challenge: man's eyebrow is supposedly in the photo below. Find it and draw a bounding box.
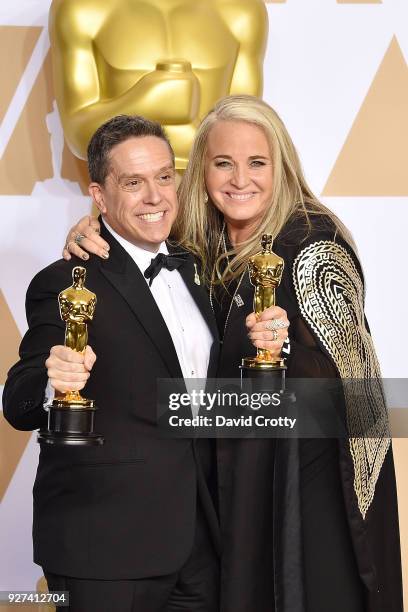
[117,173,140,180]
[156,165,176,174]
[118,166,175,180]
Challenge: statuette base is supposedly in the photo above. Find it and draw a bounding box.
[38,398,104,446]
[240,358,286,393]
[241,357,286,370]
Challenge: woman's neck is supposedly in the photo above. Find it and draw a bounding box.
[226,220,257,247]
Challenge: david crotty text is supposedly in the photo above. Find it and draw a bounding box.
[168,415,297,429]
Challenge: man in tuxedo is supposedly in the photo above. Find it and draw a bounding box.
[3,115,220,611]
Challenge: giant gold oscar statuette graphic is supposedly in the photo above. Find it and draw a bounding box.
[38,267,104,446]
[49,0,268,169]
[241,235,286,388]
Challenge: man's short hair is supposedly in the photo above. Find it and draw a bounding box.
[87,115,175,184]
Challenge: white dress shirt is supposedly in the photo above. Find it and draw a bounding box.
[103,221,213,382]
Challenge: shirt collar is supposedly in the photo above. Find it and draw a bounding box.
[102,219,168,272]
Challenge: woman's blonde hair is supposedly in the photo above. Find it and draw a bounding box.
[172,94,354,282]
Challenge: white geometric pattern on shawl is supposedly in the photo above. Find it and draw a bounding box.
[293,240,390,519]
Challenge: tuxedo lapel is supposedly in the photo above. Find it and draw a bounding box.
[99,227,183,379]
[169,246,219,343]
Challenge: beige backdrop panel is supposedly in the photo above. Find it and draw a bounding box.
[323,36,408,196]
[0,0,406,608]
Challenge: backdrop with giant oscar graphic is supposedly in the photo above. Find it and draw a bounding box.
[0,0,407,608]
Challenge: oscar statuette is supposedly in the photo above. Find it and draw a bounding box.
[38,266,104,446]
[241,235,286,390]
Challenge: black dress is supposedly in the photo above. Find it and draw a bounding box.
[213,215,402,612]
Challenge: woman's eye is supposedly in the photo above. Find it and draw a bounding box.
[215,160,232,168]
[250,160,266,167]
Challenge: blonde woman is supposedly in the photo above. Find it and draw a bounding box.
[63,96,401,612]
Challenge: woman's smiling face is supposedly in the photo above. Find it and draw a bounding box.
[204,120,274,229]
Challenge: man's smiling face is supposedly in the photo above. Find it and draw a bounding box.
[90,136,178,252]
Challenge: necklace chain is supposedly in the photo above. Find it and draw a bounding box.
[209,225,246,340]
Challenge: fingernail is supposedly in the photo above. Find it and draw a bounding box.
[82,254,89,260]
[102,251,109,259]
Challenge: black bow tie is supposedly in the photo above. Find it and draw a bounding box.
[144,252,189,287]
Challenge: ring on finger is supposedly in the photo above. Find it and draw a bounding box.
[270,329,278,341]
[74,233,86,246]
[65,240,76,252]
[265,318,288,331]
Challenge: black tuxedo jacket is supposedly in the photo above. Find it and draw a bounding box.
[3,225,220,580]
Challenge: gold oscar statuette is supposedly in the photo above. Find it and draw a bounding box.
[38,266,104,446]
[49,0,268,169]
[241,235,286,385]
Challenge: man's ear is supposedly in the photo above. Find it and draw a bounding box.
[89,183,106,213]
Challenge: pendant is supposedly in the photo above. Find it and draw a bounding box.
[234,294,244,307]
[194,263,201,285]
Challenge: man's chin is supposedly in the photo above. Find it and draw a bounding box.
[136,229,172,251]
[147,226,171,243]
